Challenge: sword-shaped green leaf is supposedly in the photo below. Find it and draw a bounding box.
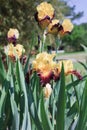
[56,64,66,130]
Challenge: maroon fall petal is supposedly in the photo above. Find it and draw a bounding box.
[7,35,17,46]
[40,15,51,22]
[37,71,53,85]
[68,70,82,80]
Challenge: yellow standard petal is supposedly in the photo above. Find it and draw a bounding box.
[62,19,74,33]
[7,28,19,39]
[57,60,73,74]
[37,2,54,21]
[32,52,56,77]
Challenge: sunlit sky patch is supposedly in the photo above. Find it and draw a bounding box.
[65,0,87,24]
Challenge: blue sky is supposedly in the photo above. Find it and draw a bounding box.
[66,0,87,24]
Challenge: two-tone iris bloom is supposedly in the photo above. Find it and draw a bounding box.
[4,43,25,60]
[7,28,19,44]
[47,19,74,36]
[35,2,55,29]
[32,52,56,84]
[32,52,82,85]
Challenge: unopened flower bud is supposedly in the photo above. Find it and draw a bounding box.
[44,83,52,98]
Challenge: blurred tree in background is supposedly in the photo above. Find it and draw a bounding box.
[62,23,87,52]
[0,0,85,52]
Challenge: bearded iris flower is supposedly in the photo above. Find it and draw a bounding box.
[35,2,55,29]
[32,52,56,84]
[32,52,82,85]
[7,28,19,45]
[4,43,25,60]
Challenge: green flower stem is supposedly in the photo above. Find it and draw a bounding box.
[42,30,46,51]
[55,36,62,53]
[39,30,47,53]
[39,40,42,53]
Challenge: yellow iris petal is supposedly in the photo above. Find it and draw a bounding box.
[37,2,54,21]
[62,19,74,33]
[57,60,73,74]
